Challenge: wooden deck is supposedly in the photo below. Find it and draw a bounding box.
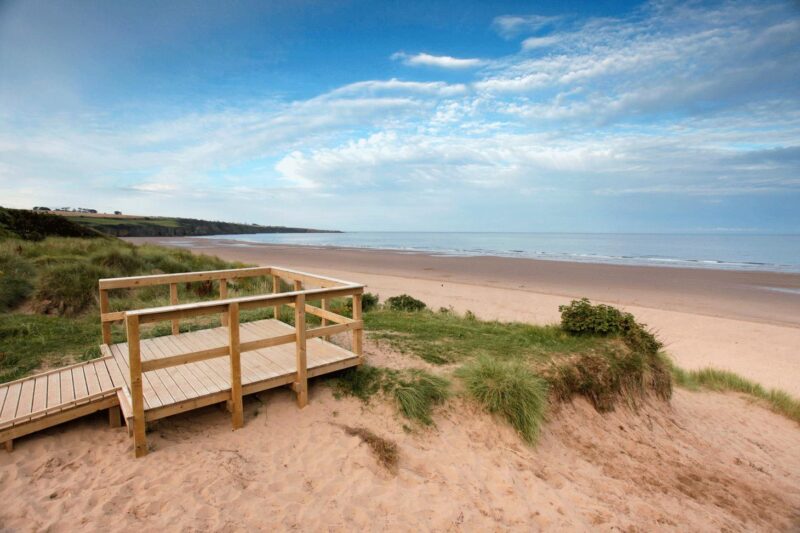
[1,266,365,456]
[104,318,360,424]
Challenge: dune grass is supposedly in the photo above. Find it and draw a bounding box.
[457,356,549,444]
[365,307,600,365]
[340,425,399,473]
[332,365,450,426]
[665,359,800,424]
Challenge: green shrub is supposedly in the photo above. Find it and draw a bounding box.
[0,252,35,311]
[34,262,111,315]
[457,356,549,444]
[344,292,379,314]
[559,298,661,355]
[386,294,426,312]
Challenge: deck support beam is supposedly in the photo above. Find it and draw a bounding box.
[352,293,363,357]
[294,293,308,408]
[126,314,148,458]
[169,283,179,335]
[3,440,11,452]
[228,302,244,429]
[108,406,121,428]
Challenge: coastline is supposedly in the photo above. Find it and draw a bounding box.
[128,237,800,395]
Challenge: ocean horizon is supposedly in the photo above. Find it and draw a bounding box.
[196,232,800,274]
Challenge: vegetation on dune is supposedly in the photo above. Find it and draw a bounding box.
[457,356,549,444]
[385,294,426,312]
[332,365,450,426]
[665,358,800,424]
[0,234,264,381]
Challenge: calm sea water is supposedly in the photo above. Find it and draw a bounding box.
[197,232,800,273]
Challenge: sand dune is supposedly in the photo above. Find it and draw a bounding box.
[1,340,798,531]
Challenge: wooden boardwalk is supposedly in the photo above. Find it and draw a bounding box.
[1,266,365,456]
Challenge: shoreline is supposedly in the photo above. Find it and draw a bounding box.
[128,236,800,395]
[131,236,800,327]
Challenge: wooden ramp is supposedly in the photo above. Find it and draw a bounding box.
[105,318,360,425]
[0,358,124,450]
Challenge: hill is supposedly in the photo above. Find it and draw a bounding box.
[0,207,104,240]
[52,211,339,237]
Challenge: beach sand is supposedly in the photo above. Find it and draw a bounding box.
[2,237,798,531]
[1,338,798,531]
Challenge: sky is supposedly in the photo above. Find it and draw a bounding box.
[0,0,798,232]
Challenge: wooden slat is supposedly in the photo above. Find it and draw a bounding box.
[162,334,228,394]
[307,321,362,340]
[110,343,156,410]
[59,369,74,403]
[46,372,61,409]
[15,379,35,418]
[94,360,115,391]
[0,386,7,419]
[71,366,89,400]
[0,383,20,423]
[100,311,126,324]
[84,361,102,396]
[141,345,229,372]
[154,336,215,397]
[31,375,50,414]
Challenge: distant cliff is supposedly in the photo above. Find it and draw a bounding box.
[56,214,340,237]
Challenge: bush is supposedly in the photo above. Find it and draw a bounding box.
[344,292,380,314]
[559,298,661,355]
[386,294,426,312]
[34,262,111,315]
[0,252,35,311]
[457,356,549,444]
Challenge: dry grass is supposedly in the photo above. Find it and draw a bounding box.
[340,425,399,473]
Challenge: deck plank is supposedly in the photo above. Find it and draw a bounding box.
[161,335,224,395]
[84,361,102,396]
[147,336,204,400]
[30,376,49,415]
[0,383,21,423]
[117,342,176,407]
[46,372,61,409]
[110,344,155,410]
[0,386,8,419]
[59,369,75,403]
[94,360,115,391]
[15,379,35,418]
[72,365,89,400]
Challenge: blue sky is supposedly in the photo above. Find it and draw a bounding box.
[0,0,798,232]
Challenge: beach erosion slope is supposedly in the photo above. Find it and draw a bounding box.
[130,237,800,396]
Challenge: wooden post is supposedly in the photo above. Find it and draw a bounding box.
[321,298,330,342]
[99,289,112,344]
[169,283,179,335]
[294,293,308,408]
[108,406,122,428]
[272,275,281,321]
[220,278,229,327]
[126,314,147,458]
[228,302,244,429]
[3,440,12,452]
[352,293,363,357]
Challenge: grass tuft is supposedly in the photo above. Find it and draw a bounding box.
[457,356,549,444]
[332,365,450,426]
[393,370,450,426]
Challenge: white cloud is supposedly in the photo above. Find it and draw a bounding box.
[521,35,561,50]
[491,14,562,39]
[392,52,485,69]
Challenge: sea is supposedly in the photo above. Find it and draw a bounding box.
[196,232,800,274]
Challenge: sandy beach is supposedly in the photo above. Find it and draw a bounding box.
[0,236,798,531]
[131,237,800,396]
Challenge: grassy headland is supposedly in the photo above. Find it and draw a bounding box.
[56,211,339,237]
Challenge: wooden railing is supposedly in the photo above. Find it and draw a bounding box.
[99,267,364,458]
